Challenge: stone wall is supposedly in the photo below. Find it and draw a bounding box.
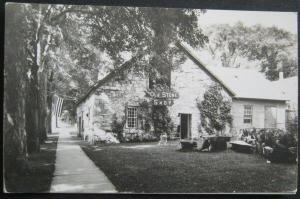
[94,74,148,131]
[169,57,231,138]
[76,94,96,139]
[77,68,149,138]
[77,56,234,140]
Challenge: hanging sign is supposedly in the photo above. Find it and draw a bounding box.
[147,90,179,106]
[148,91,179,99]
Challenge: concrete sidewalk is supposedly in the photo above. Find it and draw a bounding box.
[50,124,117,193]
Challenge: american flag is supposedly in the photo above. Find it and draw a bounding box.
[53,95,64,118]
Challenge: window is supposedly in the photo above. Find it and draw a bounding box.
[243,105,253,124]
[127,107,138,128]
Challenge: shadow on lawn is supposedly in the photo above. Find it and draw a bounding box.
[82,142,297,193]
[4,135,59,193]
[176,148,230,153]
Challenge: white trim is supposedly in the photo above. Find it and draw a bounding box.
[126,106,138,129]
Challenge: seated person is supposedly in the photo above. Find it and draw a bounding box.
[199,137,211,151]
[265,133,297,163]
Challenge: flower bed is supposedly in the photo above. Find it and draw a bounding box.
[124,130,158,143]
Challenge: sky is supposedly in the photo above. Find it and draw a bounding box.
[199,10,297,34]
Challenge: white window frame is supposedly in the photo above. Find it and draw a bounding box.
[243,105,253,124]
[126,106,138,128]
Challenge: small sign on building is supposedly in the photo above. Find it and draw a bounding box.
[147,90,179,106]
[153,99,174,106]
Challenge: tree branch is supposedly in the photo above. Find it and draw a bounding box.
[49,7,97,26]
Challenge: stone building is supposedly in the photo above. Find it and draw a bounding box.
[76,42,289,142]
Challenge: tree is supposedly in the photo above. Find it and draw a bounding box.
[83,7,208,136]
[197,84,232,135]
[5,3,78,157]
[22,4,90,150]
[68,6,208,80]
[205,23,297,80]
[23,4,63,152]
[48,6,209,130]
[4,4,209,164]
[4,3,29,175]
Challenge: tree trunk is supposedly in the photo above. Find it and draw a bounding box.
[46,70,54,132]
[38,70,48,143]
[4,3,28,175]
[47,94,53,134]
[25,64,40,154]
[4,69,28,173]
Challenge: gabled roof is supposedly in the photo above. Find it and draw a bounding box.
[210,67,287,101]
[175,42,236,97]
[177,42,287,102]
[76,41,287,106]
[75,54,142,106]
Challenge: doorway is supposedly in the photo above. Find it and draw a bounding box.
[180,114,192,139]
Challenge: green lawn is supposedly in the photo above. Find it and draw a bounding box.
[5,135,58,193]
[81,141,297,193]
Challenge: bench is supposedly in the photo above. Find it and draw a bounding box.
[202,136,231,151]
[180,140,197,150]
[230,140,255,153]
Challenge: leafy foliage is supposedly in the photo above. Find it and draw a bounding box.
[138,100,174,138]
[138,101,153,133]
[76,6,209,84]
[4,3,208,170]
[197,84,232,135]
[205,23,297,80]
[287,116,298,139]
[152,105,174,137]
[111,113,126,142]
[41,6,209,118]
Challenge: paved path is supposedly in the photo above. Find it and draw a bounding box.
[50,124,117,193]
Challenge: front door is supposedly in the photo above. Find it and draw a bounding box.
[265,106,277,128]
[180,114,191,139]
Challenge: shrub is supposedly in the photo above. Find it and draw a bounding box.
[197,83,232,135]
[138,101,152,133]
[287,116,298,139]
[138,100,174,138]
[111,114,126,142]
[124,130,158,143]
[152,105,174,137]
